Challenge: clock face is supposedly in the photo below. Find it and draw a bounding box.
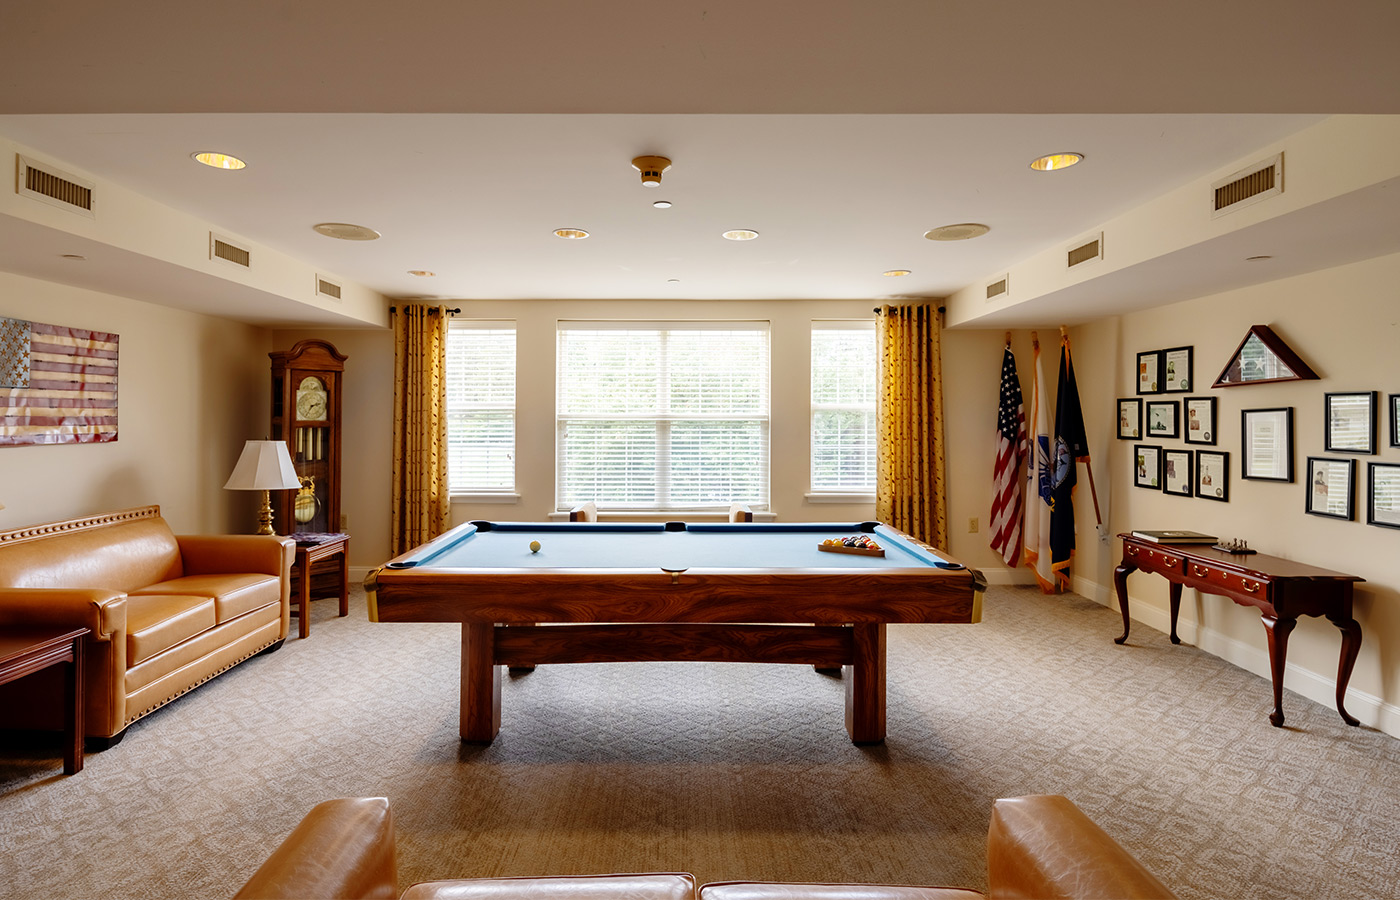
[296,376,328,421]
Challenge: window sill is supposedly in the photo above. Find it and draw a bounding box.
[805,492,876,504]
[546,509,777,522]
[451,493,520,504]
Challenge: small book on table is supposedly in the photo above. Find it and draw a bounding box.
[1130,530,1217,544]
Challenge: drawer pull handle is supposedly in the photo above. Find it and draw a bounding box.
[1241,579,1260,593]
[1126,546,1138,557]
[1192,565,1208,577]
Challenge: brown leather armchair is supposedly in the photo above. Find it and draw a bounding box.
[233,795,1176,899]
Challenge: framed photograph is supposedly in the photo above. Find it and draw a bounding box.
[1137,350,1163,395]
[1116,398,1143,440]
[1306,457,1355,520]
[1162,346,1193,393]
[1183,396,1217,445]
[1324,391,1378,454]
[1134,444,1162,489]
[1241,407,1294,482]
[1163,449,1194,496]
[1366,462,1400,529]
[1390,394,1400,448]
[1195,450,1230,502]
[1146,401,1179,439]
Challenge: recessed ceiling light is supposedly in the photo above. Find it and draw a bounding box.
[553,228,590,240]
[653,200,673,209]
[191,151,246,170]
[883,269,912,277]
[60,253,86,261]
[1029,152,1084,172]
[924,223,991,242]
[1246,255,1273,262]
[722,229,759,241]
[408,270,436,277]
[667,278,681,284]
[312,222,381,241]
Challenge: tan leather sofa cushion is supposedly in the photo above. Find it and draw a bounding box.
[401,874,698,900]
[0,516,182,592]
[125,594,216,666]
[700,885,981,900]
[234,797,398,900]
[133,573,281,623]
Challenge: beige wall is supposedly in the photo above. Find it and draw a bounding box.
[1055,251,1400,734]
[0,271,269,533]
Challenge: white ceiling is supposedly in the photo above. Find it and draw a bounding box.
[1,1,1397,328]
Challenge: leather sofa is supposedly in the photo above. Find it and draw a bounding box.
[234,795,1178,899]
[0,505,292,747]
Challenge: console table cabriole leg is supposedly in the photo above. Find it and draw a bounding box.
[1168,581,1183,645]
[1330,615,1363,727]
[1113,563,1136,644]
[1261,614,1296,727]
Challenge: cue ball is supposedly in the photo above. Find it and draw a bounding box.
[529,540,541,553]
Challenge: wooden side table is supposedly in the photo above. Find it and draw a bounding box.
[290,533,350,639]
[0,626,88,774]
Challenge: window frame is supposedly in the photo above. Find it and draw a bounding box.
[446,318,518,499]
[808,319,877,501]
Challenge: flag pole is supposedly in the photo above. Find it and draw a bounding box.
[1059,326,1103,528]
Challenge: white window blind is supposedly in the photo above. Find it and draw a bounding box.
[556,322,770,511]
[811,322,876,493]
[446,320,516,494]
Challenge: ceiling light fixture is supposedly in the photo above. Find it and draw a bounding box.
[553,228,590,240]
[312,222,381,241]
[722,229,759,241]
[924,223,991,242]
[667,278,681,284]
[191,151,246,170]
[631,155,672,187]
[1029,152,1084,172]
[408,270,436,277]
[652,200,673,209]
[883,269,912,277]
[1246,255,1274,262]
[60,254,87,261]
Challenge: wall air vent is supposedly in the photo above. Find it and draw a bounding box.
[315,275,343,301]
[1067,233,1104,269]
[210,233,251,268]
[1212,153,1283,218]
[986,275,1009,301]
[16,155,96,218]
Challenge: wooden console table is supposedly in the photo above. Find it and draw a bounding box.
[1114,534,1364,728]
[0,626,88,774]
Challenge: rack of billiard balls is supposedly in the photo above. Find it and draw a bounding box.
[817,535,885,557]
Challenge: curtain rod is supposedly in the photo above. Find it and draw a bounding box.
[388,306,461,316]
[872,305,946,314]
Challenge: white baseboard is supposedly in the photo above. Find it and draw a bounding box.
[1078,576,1400,738]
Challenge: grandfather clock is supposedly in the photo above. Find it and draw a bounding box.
[269,339,346,536]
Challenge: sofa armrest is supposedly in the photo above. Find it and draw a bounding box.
[178,534,294,579]
[0,588,125,641]
[234,797,397,900]
[986,796,1176,899]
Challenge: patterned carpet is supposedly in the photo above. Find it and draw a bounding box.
[2,584,1398,900]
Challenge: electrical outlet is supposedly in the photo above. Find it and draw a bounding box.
[340,514,349,531]
[968,517,979,533]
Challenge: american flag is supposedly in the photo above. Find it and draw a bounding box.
[0,317,119,446]
[990,346,1026,566]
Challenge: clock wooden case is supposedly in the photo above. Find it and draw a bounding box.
[269,340,346,536]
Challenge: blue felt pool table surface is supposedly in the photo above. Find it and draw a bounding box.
[390,520,961,572]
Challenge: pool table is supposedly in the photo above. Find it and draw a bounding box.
[366,520,985,745]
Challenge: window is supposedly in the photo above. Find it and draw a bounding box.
[556,322,770,511]
[811,322,876,494]
[446,320,516,494]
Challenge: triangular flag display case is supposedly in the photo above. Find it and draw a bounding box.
[1212,324,1319,388]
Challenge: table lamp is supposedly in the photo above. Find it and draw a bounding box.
[224,439,300,534]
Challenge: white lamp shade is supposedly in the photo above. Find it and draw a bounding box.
[224,440,301,491]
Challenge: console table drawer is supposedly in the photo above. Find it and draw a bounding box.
[1184,560,1269,598]
[1122,543,1184,575]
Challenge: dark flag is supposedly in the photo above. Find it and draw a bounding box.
[989,347,1025,566]
[1049,340,1088,588]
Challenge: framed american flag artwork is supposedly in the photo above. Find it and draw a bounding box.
[1,317,119,446]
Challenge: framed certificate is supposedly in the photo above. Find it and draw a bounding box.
[1195,450,1229,502]
[1146,401,1179,439]
[1117,398,1142,440]
[1183,397,1217,445]
[1241,407,1294,482]
[1134,444,1162,489]
[1137,351,1163,395]
[1306,457,1354,520]
[1162,346,1193,393]
[1325,391,1377,454]
[1367,462,1400,529]
[1163,449,1193,497]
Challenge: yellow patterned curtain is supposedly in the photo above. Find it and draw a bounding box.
[391,305,451,554]
[875,303,949,549]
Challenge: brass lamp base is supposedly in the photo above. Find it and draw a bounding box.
[255,489,276,535]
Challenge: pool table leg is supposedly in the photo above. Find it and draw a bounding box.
[462,623,501,744]
[845,623,886,745]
